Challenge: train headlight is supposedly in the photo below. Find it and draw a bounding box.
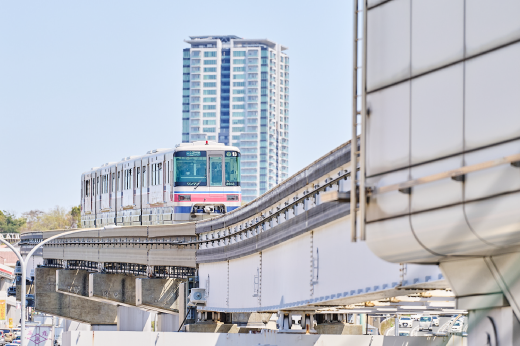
[178,195,191,201]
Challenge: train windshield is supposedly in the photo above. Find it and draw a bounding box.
[174,151,207,186]
[225,151,240,186]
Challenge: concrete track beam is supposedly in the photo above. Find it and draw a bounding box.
[89,273,139,307]
[56,269,89,297]
[35,267,117,325]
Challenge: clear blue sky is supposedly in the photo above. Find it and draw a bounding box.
[0,0,353,215]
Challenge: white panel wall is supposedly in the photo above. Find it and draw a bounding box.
[411,0,463,76]
[228,253,260,309]
[313,218,399,298]
[262,233,311,307]
[367,0,410,91]
[198,261,228,309]
[366,216,441,263]
[466,0,520,57]
[410,64,463,164]
[465,43,520,150]
[366,81,410,176]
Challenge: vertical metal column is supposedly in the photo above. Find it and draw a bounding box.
[359,0,368,241]
[351,0,368,242]
[350,0,359,242]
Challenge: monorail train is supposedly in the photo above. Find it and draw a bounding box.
[81,141,241,227]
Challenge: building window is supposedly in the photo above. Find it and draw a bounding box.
[208,136,216,140]
[203,97,216,102]
[233,59,246,64]
[232,119,245,124]
[248,81,258,86]
[191,97,200,102]
[204,82,217,87]
[203,75,217,80]
[203,127,216,132]
[191,51,200,57]
[203,105,216,110]
[232,105,245,109]
[191,112,200,117]
[191,104,200,110]
[191,89,200,95]
[191,82,200,87]
[248,96,258,102]
[233,66,245,72]
[233,51,246,57]
[203,120,216,125]
[233,89,245,94]
[191,74,200,80]
[203,90,216,95]
[204,60,217,65]
[232,97,245,102]
[232,127,245,132]
[203,112,216,117]
[204,67,217,72]
[232,112,245,117]
[233,74,245,80]
[191,59,200,65]
[233,82,245,87]
[204,51,217,57]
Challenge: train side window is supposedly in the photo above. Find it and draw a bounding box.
[136,167,140,188]
[85,180,90,197]
[209,156,223,186]
[117,171,120,191]
[143,166,147,187]
[112,174,115,193]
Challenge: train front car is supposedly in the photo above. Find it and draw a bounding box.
[173,141,241,222]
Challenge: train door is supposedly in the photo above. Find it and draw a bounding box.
[208,153,224,203]
[209,155,224,187]
[122,162,133,208]
[149,154,165,205]
[165,152,174,203]
[141,157,149,207]
[117,163,123,214]
[110,166,117,210]
[101,167,110,211]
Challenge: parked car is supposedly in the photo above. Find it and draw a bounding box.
[411,314,421,321]
[451,320,463,332]
[419,316,433,331]
[4,331,14,343]
[432,316,439,326]
[399,331,410,336]
[7,286,16,297]
[399,316,413,328]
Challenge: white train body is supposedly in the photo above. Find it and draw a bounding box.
[81,141,241,227]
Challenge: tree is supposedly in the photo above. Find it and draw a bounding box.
[20,205,81,232]
[70,206,81,229]
[0,211,26,233]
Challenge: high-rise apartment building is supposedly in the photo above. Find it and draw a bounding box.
[182,35,290,202]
